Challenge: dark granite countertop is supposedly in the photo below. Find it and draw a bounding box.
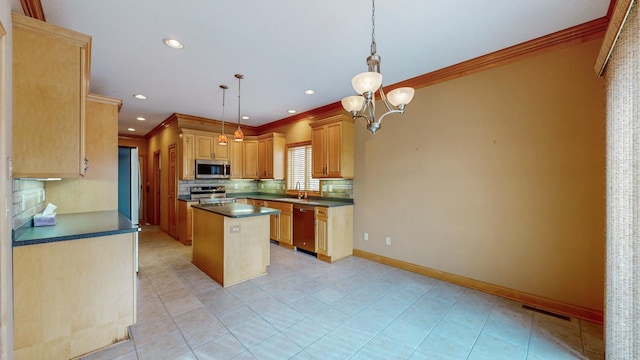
[13,210,140,247]
[192,203,281,218]
[179,193,354,207]
[243,195,353,207]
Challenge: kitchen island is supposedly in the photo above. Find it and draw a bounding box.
[192,203,280,287]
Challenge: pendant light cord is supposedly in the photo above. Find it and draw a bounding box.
[237,75,242,127]
[370,0,376,55]
[220,85,226,134]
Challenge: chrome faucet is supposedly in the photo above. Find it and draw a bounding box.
[295,181,303,199]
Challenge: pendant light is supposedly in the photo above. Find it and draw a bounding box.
[341,0,415,134]
[233,74,245,142]
[218,85,228,145]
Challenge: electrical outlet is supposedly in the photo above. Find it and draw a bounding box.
[364,232,369,241]
[385,236,391,246]
[328,185,333,192]
[235,184,238,189]
[231,225,241,233]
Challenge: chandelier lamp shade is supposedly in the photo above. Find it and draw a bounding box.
[341,0,415,134]
[234,74,245,142]
[218,85,228,145]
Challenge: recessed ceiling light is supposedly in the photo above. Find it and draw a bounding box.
[163,38,184,49]
[304,89,315,95]
[136,116,146,121]
[242,116,250,120]
[288,109,297,114]
[127,128,136,132]
[133,94,147,100]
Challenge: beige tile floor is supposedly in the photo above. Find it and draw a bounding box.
[78,225,604,360]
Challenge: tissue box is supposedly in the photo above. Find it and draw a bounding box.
[34,214,56,227]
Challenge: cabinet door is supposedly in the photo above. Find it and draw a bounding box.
[265,138,274,178]
[230,141,244,179]
[257,139,267,178]
[270,213,280,240]
[315,214,329,255]
[213,135,230,160]
[12,15,89,178]
[326,122,343,177]
[195,135,214,159]
[243,140,259,179]
[311,126,326,178]
[181,134,195,179]
[280,210,293,245]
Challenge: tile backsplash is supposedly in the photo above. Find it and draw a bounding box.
[178,179,353,199]
[321,179,353,199]
[12,179,46,229]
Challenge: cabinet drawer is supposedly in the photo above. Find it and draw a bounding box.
[315,207,328,217]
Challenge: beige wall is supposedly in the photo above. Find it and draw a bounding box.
[353,39,606,311]
[147,122,179,232]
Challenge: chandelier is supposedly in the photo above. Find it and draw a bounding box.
[341,0,415,134]
[233,74,245,141]
[218,85,228,145]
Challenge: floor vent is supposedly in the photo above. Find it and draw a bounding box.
[522,305,571,321]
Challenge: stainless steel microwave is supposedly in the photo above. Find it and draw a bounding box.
[195,159,231,179]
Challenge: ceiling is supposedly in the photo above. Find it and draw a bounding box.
[11,0,610,136]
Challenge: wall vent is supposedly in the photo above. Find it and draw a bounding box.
[522,305,571,321]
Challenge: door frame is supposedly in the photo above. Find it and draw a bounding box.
[167,144,177,238]
[0,20,13,360]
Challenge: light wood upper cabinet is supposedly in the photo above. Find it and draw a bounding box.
[230,140,244,179]
[180,129,231,180]
[309,115,354,179]
[195,135,214,160]
[243,138,259,179]
[180,133,195,180]
[214,137,230,160]
[45,94,121,213]
[194,133,230,160]
[12,13,91,178]
[258,133,285,179]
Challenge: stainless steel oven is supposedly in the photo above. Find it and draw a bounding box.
[195,159,231,179]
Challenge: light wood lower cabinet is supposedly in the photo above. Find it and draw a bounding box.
[265,201,293,247]
[315,205,353,263]
[177,200,197,245]
[13,234,136,360]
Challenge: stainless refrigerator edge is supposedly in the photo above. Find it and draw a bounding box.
[118,146,140,272]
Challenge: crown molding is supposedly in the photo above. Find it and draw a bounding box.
[259,17,609,131]
[594,0,634,76]
[19,0,45,21]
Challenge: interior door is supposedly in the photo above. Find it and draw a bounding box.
[138,156,146,223]
[152,150,160,225]
[168,144,177,238]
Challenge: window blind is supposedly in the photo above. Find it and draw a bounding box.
[287,144,319,191]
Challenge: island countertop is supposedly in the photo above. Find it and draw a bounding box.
[12,210,139,247]
[192,203,281,218]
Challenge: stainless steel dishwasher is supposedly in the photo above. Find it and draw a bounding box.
[293,203,315,253]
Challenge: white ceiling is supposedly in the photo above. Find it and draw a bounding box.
[11,0,609,135]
